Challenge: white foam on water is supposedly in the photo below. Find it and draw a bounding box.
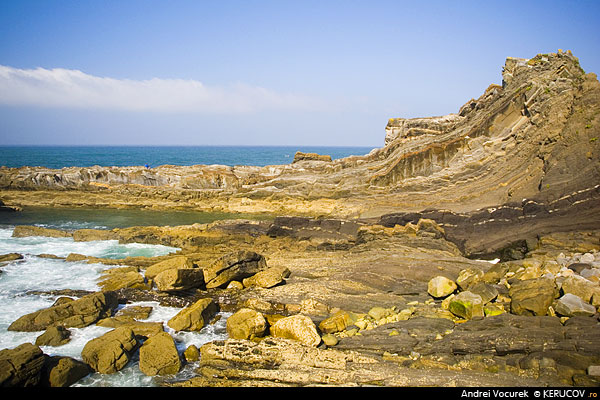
[0,226,230,387]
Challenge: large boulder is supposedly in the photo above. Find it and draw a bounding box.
[509,277,558,316]
[154,268,205,292]
[427,276,458,298]
[242,266,290,289]
[0,343,46,387]
[8,291,118,332]
[81,327,138,374]
[226,308,268,340]
[144,256,195,280]
[167,298,219,332]
[35,326,71,347]
[203,251,267,289]
[41,356,92,387]
[138,332,181,376]
[98,268,149,291]
[270,314,322,347]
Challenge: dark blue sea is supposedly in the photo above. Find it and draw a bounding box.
[0,145,375,169]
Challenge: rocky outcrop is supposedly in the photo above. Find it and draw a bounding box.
[0,343,46,387]
[8,291,118,332]
[138,332,181,376]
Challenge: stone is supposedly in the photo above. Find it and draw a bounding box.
[98,269,149,291]
[11,225,71,238]
[322,334,339,346]
[0,343,46,387]
[184,345,200,362]
[0,252,23,263]
[588,365,600,376]
[8,291,118,332]
[139,331,181,376]
[469,282,499,304]
[554,293,597,317]
[35,326,71,347]
[509,277,558,316]
[292,151,332,163]
[41,356,92,387]
[203,251,267,289]
[482,263,509,284]
[167,298,219,332]
[270,314,322,347]
[456,268,484,290]
[318,311,355,334]
[427,276,458,298]
[81,327,138,374]
[144,256,195,280]
[154,268,205,292]
[96,317,164,339]
[242,265,290,288]
[367,306,393,321]
[226,308,268,340]
[448,291,484,319]
[561,275,600,304]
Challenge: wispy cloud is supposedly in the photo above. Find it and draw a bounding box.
[0,65,322,114]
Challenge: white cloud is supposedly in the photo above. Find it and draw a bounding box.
[0,65,321,114]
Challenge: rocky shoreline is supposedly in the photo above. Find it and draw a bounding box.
[1,217,599,387]
[1,50,599,387]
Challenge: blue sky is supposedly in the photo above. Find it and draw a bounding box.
[0,0,599,146]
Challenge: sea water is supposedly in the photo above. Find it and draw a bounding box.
[0,215,232,387]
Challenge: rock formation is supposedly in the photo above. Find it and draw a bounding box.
[1,51,600,388]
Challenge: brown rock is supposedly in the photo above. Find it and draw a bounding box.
[509,277,558,316]
[81,327,138,374]
[41,356,92,387]
[144,256,195,280]
[35,326,71,347]
[167,298,219,332]
[242,265,290,288]
[139,332,181,376]
[226,308,268,339]
[0,343,46,387]
[154,268,205,292]
[8,291,118,332]
[204,251,267,289]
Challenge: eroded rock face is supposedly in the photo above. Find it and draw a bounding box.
[0,343,46,387]
[203,251,267,289]
[138,332,181,376]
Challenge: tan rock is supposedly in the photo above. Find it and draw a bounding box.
[318,311,355,334]
[242,266,290,288]
[11,225,71,238]
[270,314,322,347]
[81,327,138,374]
[226,308,268,339]
[183,345,200,362]
[167,298,219,332]
[0,343,46,387]
[204,251,267,289]
[456,268,484,290]
[448,291,484,319]
[35,326,71,347]
[154,268,205,292]
[144,256,194,280]
[139,331,181,376]
[8,291,118,332]
[41,356,92,387]
[428,276,458,298]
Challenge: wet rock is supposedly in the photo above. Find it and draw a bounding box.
[427,276,458,298]
[203,251,267,289]
[270,314,322,347]
[167,298,219,332]
[183,345,200,362]
[0,343,46,387]
[0,252,23,263]
[41,356,92,387]
[509,277,558,316]
[11,225,71,238]
[8,291,118,332]
[35,326,71,347]
[226,308,268,340]
[81,326,138,374]
[98,268,149,291]
[96,317,164,339]
[139,331,181,376]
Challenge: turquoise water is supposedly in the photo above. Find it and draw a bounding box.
[0,145,374,169]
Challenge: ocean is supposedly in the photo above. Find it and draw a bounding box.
[0,145,375,169]
[0,145,382,387]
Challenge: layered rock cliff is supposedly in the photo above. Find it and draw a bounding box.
[1,50,599,256]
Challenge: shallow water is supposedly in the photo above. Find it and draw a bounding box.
[0,210,235,387]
